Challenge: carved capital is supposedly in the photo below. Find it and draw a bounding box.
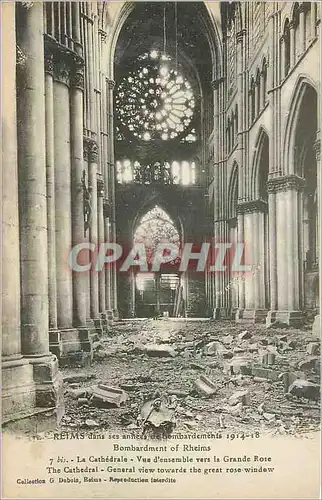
[84,138,99,163]
[54,59,70,86]
[97,172,104,197]
[211,77,225,91]
[106,78,116,90]
[267,174,305,193]
[103,198,111,218]
[83,140,89,162]
[70,61,84,90]
[237,199,268,214]
[88,140,99,163]
[44,52,54,75]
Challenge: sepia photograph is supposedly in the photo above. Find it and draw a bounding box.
[1,1,321,498]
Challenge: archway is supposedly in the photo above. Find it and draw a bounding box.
[293,84,318,310]
[133,206,182,317]
[253,129,270,310]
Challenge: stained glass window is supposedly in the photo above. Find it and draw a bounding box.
[115,52,195,141]
[134,206,180,264]
[116,159,196,185]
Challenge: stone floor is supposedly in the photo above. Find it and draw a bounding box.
[43,319,320,438]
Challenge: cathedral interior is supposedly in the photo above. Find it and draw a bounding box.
[1,1,320,432]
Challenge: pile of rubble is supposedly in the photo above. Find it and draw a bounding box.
[59,320,320,436]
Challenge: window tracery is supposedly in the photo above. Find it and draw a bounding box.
[115,52,196,142]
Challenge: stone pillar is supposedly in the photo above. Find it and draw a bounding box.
[97,173,107,325]
[44,50,58,331]
[268,191,278,311]
[266,175,305,326]
[16,3,63,411]
[236,213,245,311]
[310,3,317,40]
[70,58,88,328]
[103,200,113,320]
[106,78,118,319]
[289,21,296,67]
[2,2,36,423]
[236,201,267,323]
[54,56,73,329]
[130,269,136,318]
[299,5,306,53]
[87,139,102,332]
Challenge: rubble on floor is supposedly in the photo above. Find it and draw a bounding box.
[56,319,320,437]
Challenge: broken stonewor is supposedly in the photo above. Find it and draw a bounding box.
[140,398,174,428]
[288,379,320,401]
[306,342,320,356]
[238,330,252,341]
[193,375,217,396]
[144,344,176,357]
[229,390,250,406]
[251,366,279,381]
[229,357,252,375]
[90,383,128,408]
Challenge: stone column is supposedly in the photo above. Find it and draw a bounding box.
[2,2,36,422]
[236,213,245,312]
[97,173,107,324]
[44,51,58,331]
[266,175,305,326]
[289,21,296,67]
[130,269,136,318]
[267,191,277,311]
[236,201,267,323]
[106,78,118,318]
[53,55,73,329]
[16,3,63,410]
[70,58,88,328]
[104,200,113,320]
[299,5,306,53]
[87,139,102,332]
[310,3,317,40]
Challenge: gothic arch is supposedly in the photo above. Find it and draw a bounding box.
[102,1,223,79]
[283,76,318,175]
[131,194,184,244]
[251,127,269,200]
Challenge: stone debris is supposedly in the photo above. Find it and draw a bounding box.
[229,357,252,375]
[263,412,276,421]
[90,383,128,408]
[85,418,99,428]
[77,397,88,406]
[298,357,320,372]
[59,319,320,437]
[140,398,175,429]
[144,344,176,357]
[190,362,206,371]
[251,366,279,381]
[63,373,96,384]
[204,341,225,356]
[279,371,306,393]
[306,342,320,356]
[67,388,87,399]
[288,379,320,401]
[259,351,276,366]
[238,330,252,341]
[229,390,250,406]
[193,375,217,396]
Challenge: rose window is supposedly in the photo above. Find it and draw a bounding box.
[115,52,195,141]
